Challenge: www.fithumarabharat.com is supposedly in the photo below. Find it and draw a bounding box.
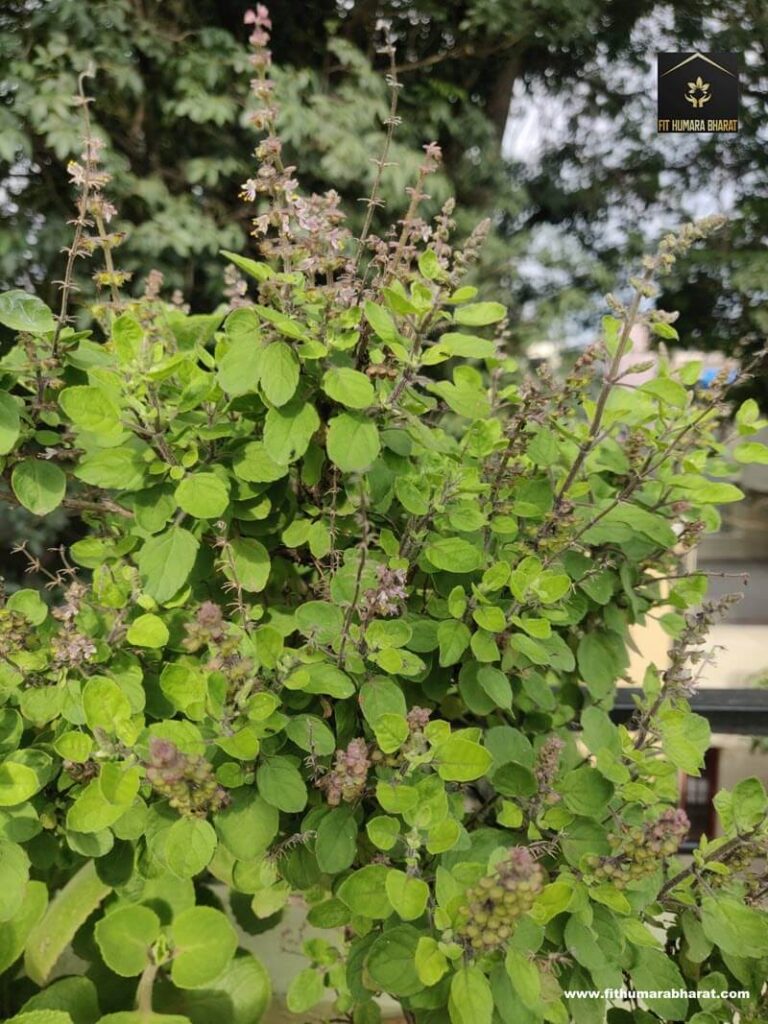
[563,988,750,1000]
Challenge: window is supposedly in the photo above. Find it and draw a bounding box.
[680,747,720,845]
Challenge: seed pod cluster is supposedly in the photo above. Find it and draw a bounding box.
[144,737,229,817]
[585,808,689,889]
[317,738,370,806]
[456,847,544,952]
[0,609,31,657]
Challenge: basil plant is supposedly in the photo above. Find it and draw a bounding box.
[0,10,767,1024]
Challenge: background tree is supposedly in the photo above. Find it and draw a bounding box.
[1,0,765,375]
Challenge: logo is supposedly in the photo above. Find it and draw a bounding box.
[657,52,739,133]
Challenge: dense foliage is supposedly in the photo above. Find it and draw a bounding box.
[0,10,768,1024]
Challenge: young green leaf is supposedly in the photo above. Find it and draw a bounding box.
[169,906,238,989]
[94,905,160,976]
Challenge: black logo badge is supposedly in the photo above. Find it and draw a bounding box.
[657,52,739,133]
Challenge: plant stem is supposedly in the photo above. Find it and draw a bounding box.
[135,961,158,1014]
[355,45,400,268]
[659,828,760,900]
[553,268,652,505]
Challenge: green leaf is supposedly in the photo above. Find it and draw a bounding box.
[701,896,768,958]
[168,953,270,1024]
[164,817,217,878]
[327,412,380,472]
[477,667,512,708]
[435,332,496,359]
[215,791,278,860]
[581,502,677,548]
[0,290,56,333]
[366,816,400,851]
[577,632,626,699]
[263,399,319,464]
[316,806,358,873]
[532,572,571,604]
[96,1014,190,1023]
[256,756,307,812]
[365,924,422,996]
[18,976,98,1024]
[364,302,399,345]
[66,780,127,834]
[473,605,506,632]
[373,713,409,753]
[0,392,21,454]
[82,677,131,734]
[365,618,411,650]
[560,766,614,818]
[414,936,448,986]
[385,869,429,921]
[658,708,710,775]
[428,378,490,419]
[75,447,147,490]
[220,250,273,281]
[731,776,767,831]
[6,1013,74,1024]
[650,321,679,341]
[59,387,121,434]
[437,619,471,667]
[224,537,270,593]
[170,906,238,989]
[175,473,229,519]
[733,441,768,464]
[286,968,325,1014]
[418,249,443,281]
[642,376,688,408]
[454,301,506,327]
[674,478,744,504]
[136,527,199,603]
[0,880,47,974]
[25,861,110,985]
[507,633,550,666]
[94,905,160,976]
[126,613,169,649]
[425,537,484,574]
[6,589,47,625]
[681,911,713,963]
[0,759,45,806]
[360,677,407,724]
[322,367,375,409]
[11,460,66,516]
[629,948,689,1019]
[394,477,429,515]
[260,341,299,406]
[0,840,29,922]
[253,304,308,339]
[736,398,760,426]
[284,662,355,698]
[284,714,336,755]
[449,965,493,1024]
[527,427,560,466]
[217,333,264,396]
[492,761,536,797]
[233,441,287,483]
[434,736,492,781]
[338,865,391,919]
[505,948,541,1009]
